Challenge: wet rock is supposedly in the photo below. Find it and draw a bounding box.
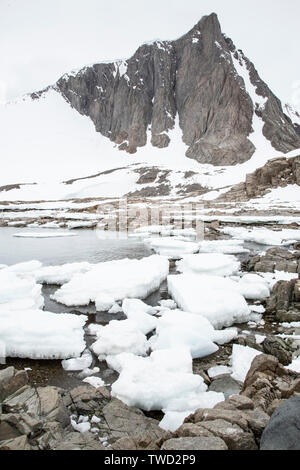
[199,419,257,450]
[111,435,159,451]
[161,436,228,450]
[68,385,110,414]
[260,396,300,450]
[100,398,166,441]
[208,375,242,398]
[0,435,32,450]
[262,336,293,366]
[175,423,215,438]
[0,369,28,401]
[241,354,300,414]
[0,412,42,440]
[248,248,300,274]
[52,432,106,450]
[37,387,69,427]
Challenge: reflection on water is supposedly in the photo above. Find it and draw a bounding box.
[0,227,152,266]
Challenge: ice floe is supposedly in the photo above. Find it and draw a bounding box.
[107,348,224,430]
[198,239,249,254]
[52,255,169,310]
[145,237,199,259]
[0,309,86,359]
[221,226,300,246]
[230,344,261,382]
[91,320,149,360]
[176,253,240,277]
[168,274,251,328]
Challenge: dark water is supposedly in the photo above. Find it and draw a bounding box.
[0,227,153,266]
[0,227,167,389]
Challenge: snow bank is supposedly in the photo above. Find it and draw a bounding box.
[52,255,169,310]
[176,253,240,277]
[168,274,251,329]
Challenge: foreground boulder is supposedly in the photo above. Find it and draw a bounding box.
[241,354,300,414]
[260,396,300,450]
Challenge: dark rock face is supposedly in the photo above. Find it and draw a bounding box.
[55,13,300,166]
[260,396,300,450]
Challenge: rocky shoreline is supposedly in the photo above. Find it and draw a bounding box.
[1,352,300,450]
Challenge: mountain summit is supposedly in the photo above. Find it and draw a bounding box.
[55,12,300,166]
[1,13,300,199]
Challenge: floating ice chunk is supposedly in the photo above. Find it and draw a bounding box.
[230,344,261,382]
[34,262,93,285]
[221,226,300,246]
[52,255,169,309]
[91,319,149,359]
[257,271,299,289]
[71,418,91,433]
[213,328,238,345]
[95,294,115,312]
[13,232,77,238]
[122,299,157,334]
[85,324,103,337]
[4,260,42,275]
[110,349,207,411]
[0,264,7,270]
[134,225,174,235]
[208,365,232,378]
[61,349,93,371]
[67,221,97,229]
[236,273,270,300]
[108,303,123,314]
[145,238,199,259]
[158,299,177,309]
[199,240,249,254]
[250,304,266,314]
[168,274,251,329]
[176,253,240,277]
[78,367,100,379]
[0,271,44,311]
[149,310,219,358]
[159,411,191,432]
[0,309,86,359]
[82,376,105,388]
[160,391,224,432]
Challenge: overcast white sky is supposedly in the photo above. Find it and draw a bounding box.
[0,0,299,110]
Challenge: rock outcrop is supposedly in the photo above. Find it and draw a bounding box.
[2,354,300,450]
[260,396,300,450]
[220,154,300,201]
[53,13,300,166]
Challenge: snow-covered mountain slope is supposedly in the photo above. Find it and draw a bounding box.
[0,13,300,202]
[0,86,299,202]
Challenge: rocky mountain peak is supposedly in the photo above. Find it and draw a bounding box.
[54,13,300,166]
